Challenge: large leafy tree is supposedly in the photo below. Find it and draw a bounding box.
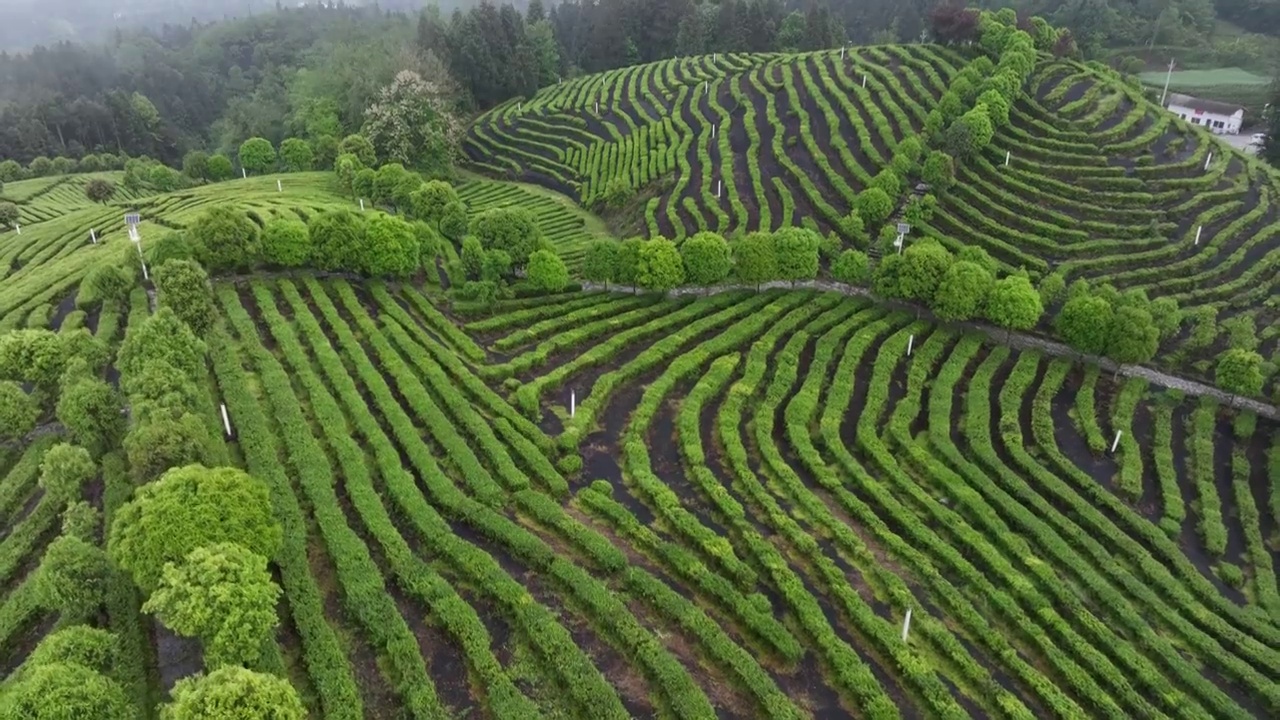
[187,207,261,273]
[161,666,305,720]
[985,275,1043,337]
[38,443,96,506]
[637,238,685,293]
[932,260,994,321]
[0,381,38,442]
[1106,305,1160,365]
[1215,348,1264,399]
[308,209,368,273]
[896,239,953,304]
[0,662,131,720]
[261,219,311,268]
[469,207,544,267]
[362,70,458,175]
[278,138,314,172]
[56,378,124,454]
[108,465,283,594]
[409,180,459,229]
[526,249,571,293]
[144,543,282,668]
[362,214,421,278]
[1055,294,1113,356]
[582,239,620,287]
[772,227,821,284]
[154,260,215,336]
[35,535,110,618]
[25,626,117,674]
[733,232,777,289]
[116,307,206,384]
[680,231,732,285]
[237,137,276,175]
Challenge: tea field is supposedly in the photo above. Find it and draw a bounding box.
[0,44,1279,720]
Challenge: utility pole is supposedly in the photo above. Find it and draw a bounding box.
[1160,58,1176,106]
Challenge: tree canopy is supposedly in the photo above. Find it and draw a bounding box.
[161,666,305,720]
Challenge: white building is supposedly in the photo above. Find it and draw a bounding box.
[1166,93,1244,135]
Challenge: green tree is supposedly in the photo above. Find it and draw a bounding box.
[772,227,821,284]
[898,239,954,304]
[733,232,777,289]
[363,214,420,278]
[854,188,894,225]
[339,134,377,166]
[460,236,485,281]
[83,265,132,308]
[0,329,106,389]
[181,151,210,181]
[188,206,260,273]
[526,249,571,293]
[0,381,38,442]
[144,543,281,668]
[873,252,907,298]
[84,179,115,204]
[986,276,1044,338]
[28,156,53,177]
[869,168,902,197]
[409,180,459,229]
[932,260,994,321]
[1106,305,1160,366]
[362,70,456,174]
[261,219,311,268]
[147,231,199,269]
[155,260,215,336]
[61,501,101,542]
[582,239,620,287]
[832,249,871,285]
[205,154,234,182]
[237,137,276,175]
[0,662,131,720]
[615,238,643,290]
[312,136,340,169]
[1056,295,1113,356]
[0,160,21,182]
[352,168,377,202]
[25,626,117,674]
[439,201,469,242]
[34,535,109,618]
[108,464,283,594]
[308,209,367,273]
[334,153,363,196]
[469,207,544,267]
[1149,296,1183,340]
[680,231,732,285]
[1215,348,1264,400]
[278,138,314,172]
[38,443,96,505]
[123,411,209,484]
[0,202,19,228]
[116,307,207,383]
[637,238,685,293]
[161,666,305,720]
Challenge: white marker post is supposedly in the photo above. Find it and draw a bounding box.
[221,404,232,438]
[1005,151,1011,166]
[359,198,365,212]
[1204,152,1212,172]
[841,46,845,60]
[570,390,576,418]
[1195,225,1202,245]
[13,224,19,236]
[716,180,722,198]
[907,334,915,356]
[704,80,709,93]
[277,179,283,192]
[862,74,867,88]
[242,167,247,179]
[902,608,912,642]
[595,100,600,114]
[518,101,523,112]
[90,228,97,244]
[712,124,717,139]
[1111,430,1123,454]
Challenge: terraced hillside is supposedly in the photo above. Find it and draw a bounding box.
[1,188,1279,717]
[0,172,156,225]
[465,48,1280,373]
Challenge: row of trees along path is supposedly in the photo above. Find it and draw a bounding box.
[582,279,1280,421]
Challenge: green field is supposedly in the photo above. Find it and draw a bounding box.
[1139,67,1271,86]
[1,35,1279,720]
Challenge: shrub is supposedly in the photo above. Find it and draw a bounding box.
[237,137,276,175]
[603,177,634,209]
[308,210,367,273]
[155,260,215,336]
[84,179,115,203]
[25,626,117,674]
[148,231,200,269]
[116,307,206,382]
[352,168,377,200]
[0,663,131,720]
[409,180,458,227]
[838,211,866,244]
[1037,271,1066,306]
[869,169,902,197]
[339,134,377,166]
[0,202,18,228]
[144,543,281,668]
[1056,295,1113,355]
[334,153,363,195]
[162,666,305,720]
[123,411,209,484]
[34,535,109,617]
[680,232,732,285]
[182,151,210,180]
[1216,348,1264,399]
[932,260,994,321]
[897,239,954,304]
[921,149,955,188]
[261,219,311,268]
[0,381,38,442]
[460,236,485,281]
[637,238,685,292]
[854,188,894,225]
[526,250,571,293]
[582,239,620,287]
[108,464,283,594]
[188,207,260,273]
[1106,305,1159,365]
[205,154,234,181]
[61,501,100,541]
[82,265,133,309]
[773,227,821,284]
[362,214,420,278]
[56,379,123,455]
[733,232,777,288]
[279,138,314,172]
[439,200,468,241]
[832,249,871,285]
[616,238,643,288]
[39,443,95,505]
[470,207,544,267]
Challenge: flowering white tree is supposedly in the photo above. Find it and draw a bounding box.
[362,67,460,176]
